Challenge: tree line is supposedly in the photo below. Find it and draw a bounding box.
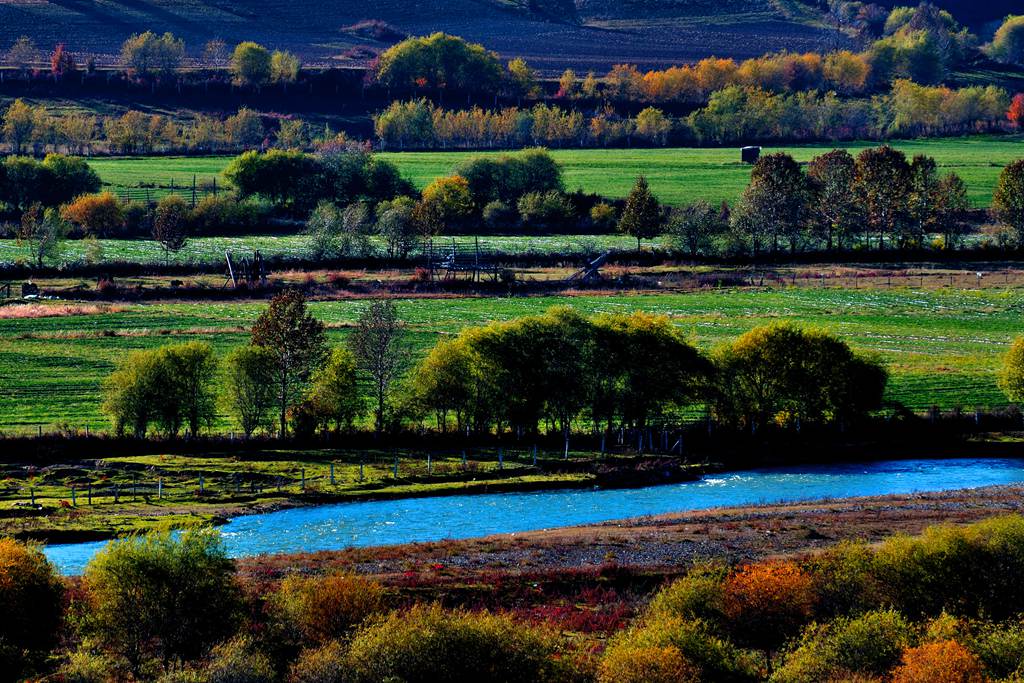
[101,291,888,440]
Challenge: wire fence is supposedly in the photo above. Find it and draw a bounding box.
[113,176,222,207]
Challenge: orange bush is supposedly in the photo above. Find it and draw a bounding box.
[891,641,984,683]
[723,560,816,657]
[60,192,126,237]
[598,645,698,683]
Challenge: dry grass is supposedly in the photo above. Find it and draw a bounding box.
[0,303,125,319]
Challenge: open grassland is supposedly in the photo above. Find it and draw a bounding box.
[85,136,1024,209]
[0,287,1019,433]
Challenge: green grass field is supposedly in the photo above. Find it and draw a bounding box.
[0,234,650,267]
[1,287,1019,434]
[86,136,1024,208]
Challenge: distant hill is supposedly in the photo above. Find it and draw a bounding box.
[0,0,852,73]
[0,0,1013,74]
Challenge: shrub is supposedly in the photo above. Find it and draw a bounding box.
[189,195,266,236]
[804,541,883,618]
[723,561,816,662]
[590,202,617,231]
[606,614,757,683]
[517,190,574,230]
[646,561,728,626]
[123,200,151,236]
[275,573,387,643]
[966,619,1024,679]
[204,636,275,683]
[598,644,699,683]
[0,538,65,676]
[83,529,242,675]
[59,649,124,683]
[1001,336,1024,405]
[772,609,915,683]
[482,200,515,231]
[288,640,346,683]
[891,640,984,683]
[344,604,564,683]
[60,192,126,237]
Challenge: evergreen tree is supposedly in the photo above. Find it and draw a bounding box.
[618,175,661,253]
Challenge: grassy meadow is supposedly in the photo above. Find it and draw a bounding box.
[1,287,1020,433]
[87,136,1024,208]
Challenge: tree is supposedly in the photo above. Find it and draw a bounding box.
[223,345,277,438]
[103,348,166,437]
[271,50,301,86]
[991,15,1024,66]
[3,99,37,155]
[664,201,723,258]
[618,175,661,253]
[6,36,38,78]
[376,196,418,259]
[935,173,970,249]
[635,107,672,146]
[41,153,101,203]
[83,530,242,676]
[348,299,409,434]
[305,201,372,259]
[993,159,1024,245]
[414,175,474,244]
[722,561,816,671]
[231,41,271,88]
[163,341,217,437]
[251,290,329,437]
[891,641,984,683]
[49,43,75,78]
[742,152,809,254]
[203,38,228,66]
[152,194,189,264]
[906,154,941,247]
[306,348,363,434]
[1000,336,1024,406]
[17,205,66,268]
[558,69,578,98]
[120,31,184,79]
[0,539,64,678]
[374,33,504,97]
[507,57,538,102]
[1009,93,1024,128]
[855,145,912,250]
[224,107,266,149]
[808,149,860,251]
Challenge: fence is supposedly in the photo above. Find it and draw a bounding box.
[115,176,221,207]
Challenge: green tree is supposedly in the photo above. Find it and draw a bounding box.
[374,33,504,97]
[225,150,328,214]
[103,348,165,437]
[223,345,277,438]
[163,341,217,437]
[991,15,1024,66]
[635,107,672,146]
[1000,336,1024,405]
[83,530,241,675]
[6,36,38,78]
[2,99,36,155]
[808,149,860,251]
[120,31,184,79]
[348,299,409,434]
[993,159,1024,245]
[935,173,970,249]
[742,152,810,254]
[231,41,271,88]
[271,50,301,86]
[0,538,64,678]
[251,290,329,437]
[17,204,66,268]
[411,336,479,433]
[506,57,538,102]
[42,153,101,204]
[224,107,266,149]
[664,200,724,258]
[376,196,418,259]
[855,145,912,251]
[618,175,661,253]
[152,194,189,264]
[306,348,363,434]
[907,154,941,247]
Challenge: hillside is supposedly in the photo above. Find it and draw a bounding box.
[0,0,854,73]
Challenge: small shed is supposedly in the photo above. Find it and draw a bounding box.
[741,146,762,164]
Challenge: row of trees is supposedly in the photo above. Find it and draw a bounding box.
[374,81,1013,150]
[4,33,301,88]
[103,292,887,440]
[0,100,336,156]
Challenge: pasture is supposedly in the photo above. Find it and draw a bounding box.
[0,287,1019,433]
[86,136,1024,209]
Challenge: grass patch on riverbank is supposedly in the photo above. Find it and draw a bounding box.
[0,287,1019,433]
[1,448,611,541]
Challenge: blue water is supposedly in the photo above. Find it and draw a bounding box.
[44,457,1024,574]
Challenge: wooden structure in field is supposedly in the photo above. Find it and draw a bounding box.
[224,250,267,289]
[433,238,500,282]
[566,252,610,283]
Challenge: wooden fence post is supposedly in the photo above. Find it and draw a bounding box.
[71,486,76,506]
[88,484,92,505]
[330,462,335,485]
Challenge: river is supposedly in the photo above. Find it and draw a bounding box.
[44,457,1024,574]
